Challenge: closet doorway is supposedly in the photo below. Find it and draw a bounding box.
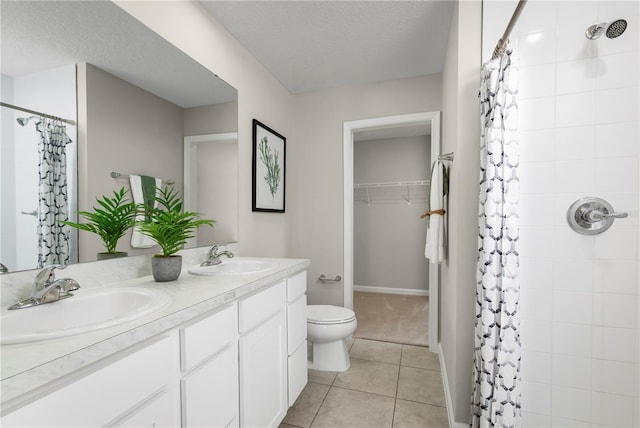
[343,112,440,350]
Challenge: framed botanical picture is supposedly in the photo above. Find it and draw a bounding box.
[252,119,286,212]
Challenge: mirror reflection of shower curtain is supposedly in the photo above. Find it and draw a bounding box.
[36,119,71,267]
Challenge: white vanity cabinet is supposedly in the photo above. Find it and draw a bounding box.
[238,281,288,428]
[286,271,308,406]
[179,302,239,428]
[1,334,180,428]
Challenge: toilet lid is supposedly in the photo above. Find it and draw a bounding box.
[308,305,356,324]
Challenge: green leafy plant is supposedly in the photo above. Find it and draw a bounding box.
[259,136,281,198]
[137,186,214,257]
[61,187,136,254]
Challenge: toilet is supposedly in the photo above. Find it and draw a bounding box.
[307,305,357,372]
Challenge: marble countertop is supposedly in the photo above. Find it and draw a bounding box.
[1,257,310,410]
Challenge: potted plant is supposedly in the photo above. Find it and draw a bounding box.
[61,187,137,260]
[137,186,214,282]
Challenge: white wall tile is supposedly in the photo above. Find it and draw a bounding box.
[555,159,596,193]
[521,226,556,258]
[523,411,551,428]
[520,161,555,194]
[520,257,554,291]
[522,319,553,352]
[520,63,556,99]
[596,122,640,158]
[553,227,595,260]
[551,416,590,427]
[522,380,552,415]
[591,391,635,427]
[552,322,592,358]
[552,354,592,389]
[553,259,594,292]
[520,129,555,162]
[597,52,640,90]
[592,326,637,362]
[594,226,639,261]
[591,359,636,396]
[553,291,593,325]
[556,58,598,95]
[551,385,592,422]
[522,351,552,384]
[521,288,553,321]
[556,1,597,29]
[520,31,557,66]
[557,27,599,63]
[593,260,638,294]
[556,92,597,128]
[520,97,556,131]
[520,194,555,226]
[555,126,595,160]
[598,0,639,19]
[597,87,640,124]
[596,157,639,193]
[518,1,557,35]
[593,293,638,328]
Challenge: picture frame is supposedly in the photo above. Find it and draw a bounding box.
[252,119,286,212]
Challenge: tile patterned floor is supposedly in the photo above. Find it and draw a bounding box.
[280,338,448,428]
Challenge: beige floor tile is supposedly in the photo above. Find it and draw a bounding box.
[280,423,301,428]
[309,369,338,385]
[334,358,399,397]
[392,399,448,428]
[401,345,440,371]
[397,366,446,406]
[311,387,395,428]
[284,382,331,428]
[350,338,402,365]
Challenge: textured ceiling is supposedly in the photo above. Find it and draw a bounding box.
[1,1,236,108]
[200,1,454,94]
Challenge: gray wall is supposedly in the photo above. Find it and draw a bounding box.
[353,136,430,291]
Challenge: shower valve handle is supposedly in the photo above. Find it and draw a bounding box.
[586,210,628,221]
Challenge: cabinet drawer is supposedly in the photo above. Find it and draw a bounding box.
[181,302,237,372]
[287,340,308,407]
[287,271,307,303]
[239,281,286,333]
[287,294,307,353]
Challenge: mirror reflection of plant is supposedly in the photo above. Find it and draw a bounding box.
[137,186,214,257]
[61,187,136,254]
[259,136,281,198]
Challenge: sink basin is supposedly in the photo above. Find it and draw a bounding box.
[1,287,171,345]
[188,259,277,276]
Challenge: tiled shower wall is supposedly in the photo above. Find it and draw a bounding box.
[483,1,639,426]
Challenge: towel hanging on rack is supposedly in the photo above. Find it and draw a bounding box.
[129,175,162,248]
[424,160,448,262]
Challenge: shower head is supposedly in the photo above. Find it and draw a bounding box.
[16,116,37,126]
[585,19,628,40]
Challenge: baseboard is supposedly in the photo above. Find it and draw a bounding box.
[438,343,468,428]
[353,285,429,297]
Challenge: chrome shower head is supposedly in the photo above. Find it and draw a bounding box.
[16,116,37,126]
[585,19,628,40]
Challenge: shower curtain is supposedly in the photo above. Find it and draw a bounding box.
[36,119,71,267]
[471,49,521,427]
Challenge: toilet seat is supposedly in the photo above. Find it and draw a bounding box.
[308,305,356,325]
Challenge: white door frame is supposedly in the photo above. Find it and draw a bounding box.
[343,111,441,351]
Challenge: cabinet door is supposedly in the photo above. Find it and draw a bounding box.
[109,387,177,428]
[182,344,239,428]
[287,340,308,407]
[239,310,287,428]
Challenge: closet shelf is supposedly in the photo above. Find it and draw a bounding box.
[354,180,430,205]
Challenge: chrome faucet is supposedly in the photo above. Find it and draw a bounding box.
[8,264,80,310]
[201,243,235,267]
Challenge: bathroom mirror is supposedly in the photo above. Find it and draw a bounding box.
[0,1,238,272]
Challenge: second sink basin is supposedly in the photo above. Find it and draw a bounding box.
[188,259,277,276]
[1,287,171,345]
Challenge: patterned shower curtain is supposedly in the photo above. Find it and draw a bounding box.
[471,50,521,427]
[36,119,71,268]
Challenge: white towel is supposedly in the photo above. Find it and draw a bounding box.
[425,160,446,262]
[129,175,162,249]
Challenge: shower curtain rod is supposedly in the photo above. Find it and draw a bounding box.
[491,0,528,60]
[0,101,76,126]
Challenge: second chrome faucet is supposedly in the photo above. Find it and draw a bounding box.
[8,264,80,310]
[201,243,235,267]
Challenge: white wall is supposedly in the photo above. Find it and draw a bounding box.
[353,135,430,292]
[483,1,639,426]
[439,1,482,425]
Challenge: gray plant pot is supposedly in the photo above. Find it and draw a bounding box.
[97,252,128,260]
[152,255,182,282]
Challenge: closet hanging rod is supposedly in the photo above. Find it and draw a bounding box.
[492,0,528,60]
[0,102,76,126]
[354,180,429,189]
[438,152,454,161]
[111,171,175,185]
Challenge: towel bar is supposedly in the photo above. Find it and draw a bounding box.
[111,171,175,185]
[319,274,342,283]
